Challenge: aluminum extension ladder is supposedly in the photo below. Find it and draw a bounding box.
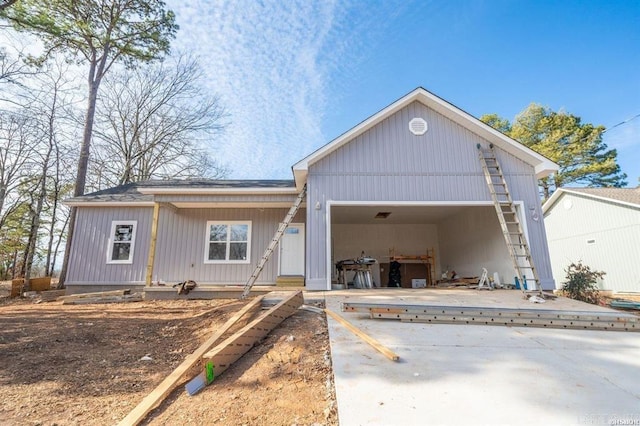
[240,184,307,299]
[477,144,542,297]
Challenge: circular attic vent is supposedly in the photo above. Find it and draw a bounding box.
[409,117,428,135]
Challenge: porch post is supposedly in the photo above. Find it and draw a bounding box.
[145,202,160,286]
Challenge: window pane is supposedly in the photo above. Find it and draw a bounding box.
[230,224,248,241]
[229,242,247,260]
[210,225,227,242]
[114,224,133,241]
[208,242,226,260]
[112,242,131,261]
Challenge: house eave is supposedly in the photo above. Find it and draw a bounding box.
[137,187,300,195]
[64,201,156,207]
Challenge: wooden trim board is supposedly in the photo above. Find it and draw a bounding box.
[117,296,265,426]
[199,291,303,381]
[325,308,399,361]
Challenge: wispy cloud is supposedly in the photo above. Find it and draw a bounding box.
[166,0,415,178]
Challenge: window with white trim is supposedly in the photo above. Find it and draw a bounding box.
[205,221,251,263]
[107,221,137,264]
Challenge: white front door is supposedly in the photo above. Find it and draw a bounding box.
[280,223,305,276]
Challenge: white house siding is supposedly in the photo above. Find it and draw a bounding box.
[67,205,305,288]
[544,193,640,293]
[306,101,554,290]
[66,207,153,287]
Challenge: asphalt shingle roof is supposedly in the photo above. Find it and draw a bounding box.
[567,186,640,206]
[65,179,296,203]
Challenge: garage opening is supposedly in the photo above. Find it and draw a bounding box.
[329,203,527,289]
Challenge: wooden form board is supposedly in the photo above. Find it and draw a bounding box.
[118,296,265,426]
[59,289,131,301]
[200,290,303,380]
[62,294,142,305]
[342,302,640,332]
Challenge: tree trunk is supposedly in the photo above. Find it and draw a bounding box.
[58,62,103,287]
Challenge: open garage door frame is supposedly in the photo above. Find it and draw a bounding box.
[324,200,530,289]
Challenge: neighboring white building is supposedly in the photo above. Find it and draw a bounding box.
[543,186,640,293]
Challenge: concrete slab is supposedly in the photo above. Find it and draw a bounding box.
[323,289,640,426]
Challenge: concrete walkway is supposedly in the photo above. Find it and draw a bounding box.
[321,289,640,426]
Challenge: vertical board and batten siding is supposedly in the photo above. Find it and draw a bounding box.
[66,207,153,285]
[68,205,305,287]
[152,208,305,285]
[544,193,640,293]
[306,100,554,289]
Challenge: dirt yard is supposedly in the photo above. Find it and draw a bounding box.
[0,284,337,426]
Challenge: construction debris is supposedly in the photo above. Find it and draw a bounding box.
[610,299,640,311]
[173,280,197,295]
[343,302,640,332]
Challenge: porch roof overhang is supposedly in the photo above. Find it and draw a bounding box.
[292,87,559,190]
[64,179,300,208]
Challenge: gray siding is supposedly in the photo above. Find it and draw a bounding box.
[306,101,554,289]
[68,205,305,286]
[67,207,153,285]
[544,193,640,292]
[153,208,305,284]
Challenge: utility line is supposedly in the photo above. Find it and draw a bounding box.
[603,112,640,134]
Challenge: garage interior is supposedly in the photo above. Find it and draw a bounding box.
[330,204,520,288]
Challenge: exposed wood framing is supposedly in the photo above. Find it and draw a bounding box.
[118,296,265,426]
[325,308,400,361]
[145,202,161,287]
[199,291,303,381]
[343,302,640,332]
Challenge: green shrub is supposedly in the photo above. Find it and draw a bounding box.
[561,262,605,305]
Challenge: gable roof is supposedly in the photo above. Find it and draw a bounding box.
[65,179,296,206]
[543,186,640,213]
[292,87,558,189]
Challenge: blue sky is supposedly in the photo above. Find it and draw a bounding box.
[166,0,640,185]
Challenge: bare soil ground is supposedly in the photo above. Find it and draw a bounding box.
[0,283,337,426]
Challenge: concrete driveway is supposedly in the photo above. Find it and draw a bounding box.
[321,289,640,426]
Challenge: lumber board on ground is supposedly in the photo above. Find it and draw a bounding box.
[325,308,399,361]
[117,296,264,426]
[39,290,67,301]
[62,294,142,305]
[199,291,303,380]
[59,289,131,300]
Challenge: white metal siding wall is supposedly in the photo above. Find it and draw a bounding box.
[67,207,153,285]
[307,101,554,289]
[545,193,640,292]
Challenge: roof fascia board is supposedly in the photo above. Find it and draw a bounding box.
[137,187,299,195]
[293,87,559,180]
[64,201,155,207]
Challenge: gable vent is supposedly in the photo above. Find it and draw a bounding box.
[409,117,428,135]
